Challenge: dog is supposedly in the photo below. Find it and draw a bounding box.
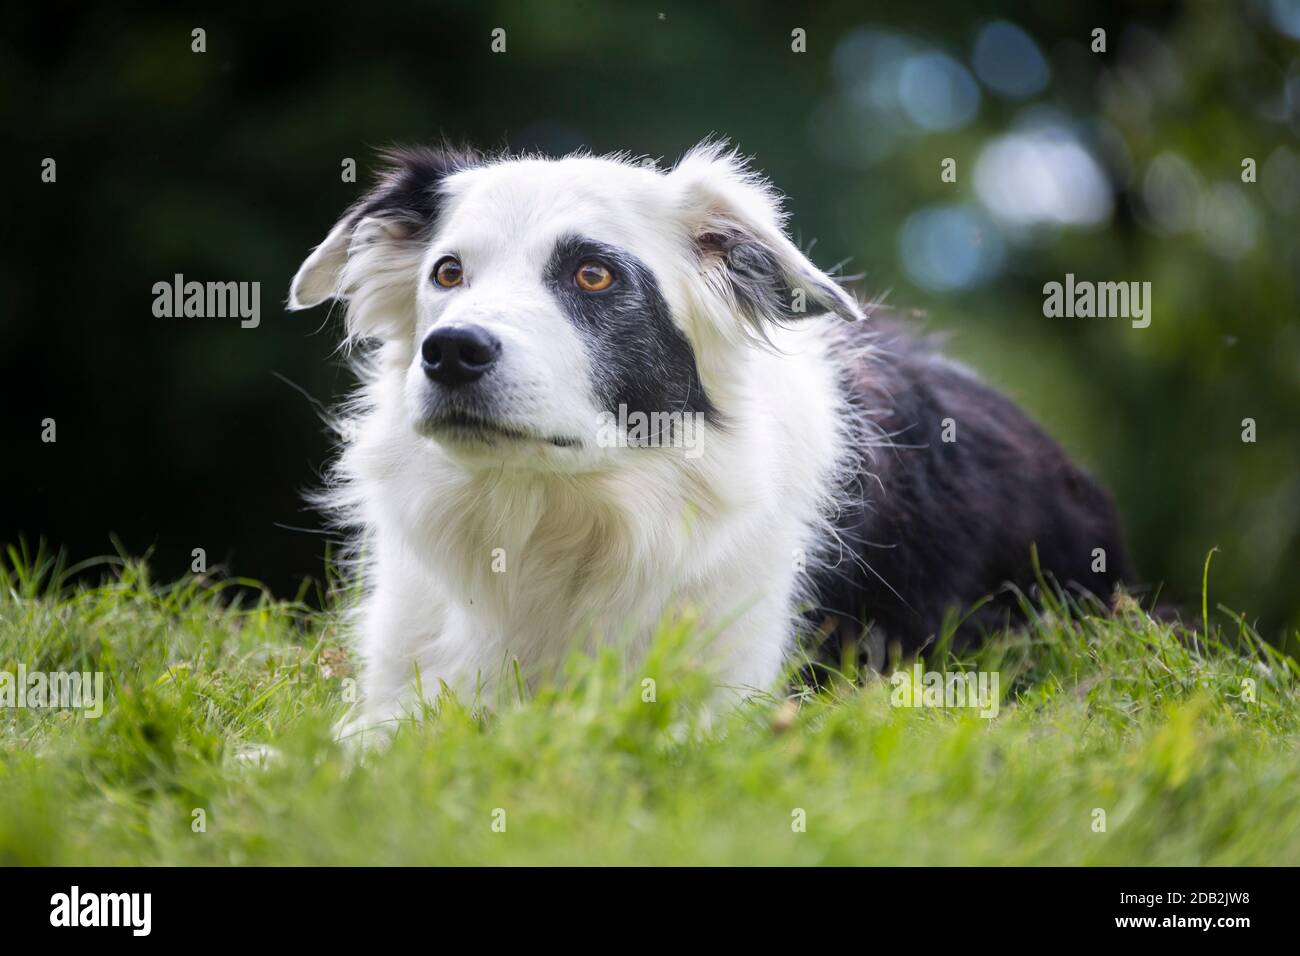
[288,141,1131,741]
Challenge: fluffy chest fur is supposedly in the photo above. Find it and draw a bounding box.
[340,323,847,699]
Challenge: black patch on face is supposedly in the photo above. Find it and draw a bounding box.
[351,145,482,237]
[545,235,719,436]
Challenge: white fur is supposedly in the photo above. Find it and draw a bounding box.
[289,143,866,744]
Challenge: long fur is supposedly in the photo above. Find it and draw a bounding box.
[288,141,1130,742]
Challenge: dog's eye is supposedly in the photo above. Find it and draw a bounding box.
[433,256,463,289]
[575,261,614,292]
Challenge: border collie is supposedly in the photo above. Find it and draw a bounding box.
[288,142,1130,741]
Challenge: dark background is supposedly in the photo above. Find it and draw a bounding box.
[4,1,1298,642]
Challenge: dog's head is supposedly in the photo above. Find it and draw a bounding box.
[289,141,862,470]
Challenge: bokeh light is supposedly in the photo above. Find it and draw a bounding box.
[1141,151,1203,234]
[971,20,1050,99]
[898,51,981,130]
[974,126,1113,228]
[898,204,1005,291]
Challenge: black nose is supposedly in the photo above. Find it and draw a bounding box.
[421,324,501,386]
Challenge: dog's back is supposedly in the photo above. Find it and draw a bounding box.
[809,317,1132,664]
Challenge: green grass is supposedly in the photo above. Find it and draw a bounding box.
[2,542,1298,866]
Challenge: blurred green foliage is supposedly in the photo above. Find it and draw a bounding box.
[3,1,1297,640]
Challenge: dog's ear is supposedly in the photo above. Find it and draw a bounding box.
[670,141,863,326]
[288,146,477,340]
[288,214,354,311]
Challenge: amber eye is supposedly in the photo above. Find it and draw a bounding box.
[433,256,463,288]
[575,261,614,292]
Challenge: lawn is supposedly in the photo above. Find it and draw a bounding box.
[1,544,1297,866]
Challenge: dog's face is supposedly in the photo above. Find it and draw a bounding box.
[289,143,861,471]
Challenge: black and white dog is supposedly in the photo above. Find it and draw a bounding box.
[289,142,1130,738]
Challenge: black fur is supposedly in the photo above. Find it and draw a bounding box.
[808,320,1133,666]
[698,228,854,325]
[352,145,481,236]
[545,234,719,431]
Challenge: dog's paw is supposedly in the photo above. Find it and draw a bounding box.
[333,712,399,757]
[225,742,284,770]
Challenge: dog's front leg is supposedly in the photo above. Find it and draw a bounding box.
[702,592,794,708]
[333,568,474,749]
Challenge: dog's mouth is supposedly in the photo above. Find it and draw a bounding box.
[424,411,581,449]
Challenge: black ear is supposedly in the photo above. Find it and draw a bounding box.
[288,145,479,311]
[696,228,858,325]
[671,141,864,327]
[350,145,481,239]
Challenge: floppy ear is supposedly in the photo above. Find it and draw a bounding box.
[288,215,353,310]
[670,141,863,327]
[287,146,478,340]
